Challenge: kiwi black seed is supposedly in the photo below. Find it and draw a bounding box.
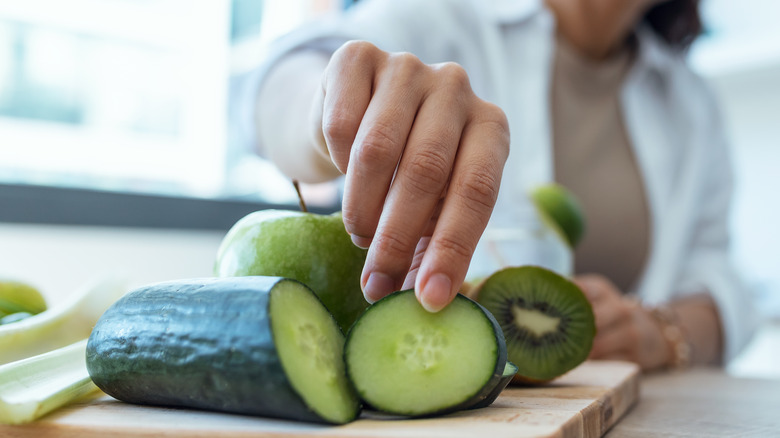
[475,266,596,382]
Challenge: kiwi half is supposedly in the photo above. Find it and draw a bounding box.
[474,266,595,383]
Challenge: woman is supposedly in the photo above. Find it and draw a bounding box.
[248,0,757,370]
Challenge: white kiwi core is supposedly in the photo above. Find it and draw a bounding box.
[511,305,561,337]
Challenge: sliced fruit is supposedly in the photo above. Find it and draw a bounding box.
[530,183,586,248]
[86,276,360,424]
[475,266,595,382]
[345,290,507,417]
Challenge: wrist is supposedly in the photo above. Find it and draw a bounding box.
[645,303,692,371]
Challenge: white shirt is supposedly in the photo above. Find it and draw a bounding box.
[249,0,759,362]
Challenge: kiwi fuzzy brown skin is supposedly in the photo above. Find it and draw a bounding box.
[471,266,596,383]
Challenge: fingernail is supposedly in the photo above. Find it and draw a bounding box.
[363,272,395,303]
[419,273,452,313]
[350,233,372,249]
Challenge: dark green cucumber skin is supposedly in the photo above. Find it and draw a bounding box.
[467,362,518,410]
[86,276,352,424]
[455,296,508,412]
[345,290,508,417]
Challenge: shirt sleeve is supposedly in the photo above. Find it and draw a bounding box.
[236,0,491,158]
[672,79,761,363]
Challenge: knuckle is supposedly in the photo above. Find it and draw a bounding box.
[340,206,373,237]
[340,215,357,236]
[454,167,501,214]
[321,111,360,148]
[473,101,510,158]
[390,51,424,72]
[403,147,451,196]
[339,206,361,230]
[432,234,474,261]
[480,101,510,131]
[337,40,380,61]
[435,62,472,93]
[372,229,416,260]
[384,52,425,87]
[356,122,400,166]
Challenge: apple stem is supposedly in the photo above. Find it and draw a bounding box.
[292,179,308,213]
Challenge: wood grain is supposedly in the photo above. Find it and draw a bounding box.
[606,367,780,437]
[0,361,639,438]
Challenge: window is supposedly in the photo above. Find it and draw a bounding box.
[0,0,348,216]
[691,0,780,76]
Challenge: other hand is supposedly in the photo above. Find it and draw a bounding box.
[574,274,672,371]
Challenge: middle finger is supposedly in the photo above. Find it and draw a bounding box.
[361,80,468,301]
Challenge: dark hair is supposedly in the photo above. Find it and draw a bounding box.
[643,0,703,51]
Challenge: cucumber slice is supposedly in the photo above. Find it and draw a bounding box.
[87,277,359,424]
[467,361,518,410]
[270,281,357,423]
[345,290,507,417]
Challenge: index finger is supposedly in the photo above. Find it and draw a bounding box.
[414,103,509,312]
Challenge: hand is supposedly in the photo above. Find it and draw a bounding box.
[574,274,672,371]
[313,41,510,312]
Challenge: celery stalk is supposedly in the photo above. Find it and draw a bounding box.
[0,276,127,365]
[0,340,98,424]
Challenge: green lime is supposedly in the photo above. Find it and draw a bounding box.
[530,183,586,249]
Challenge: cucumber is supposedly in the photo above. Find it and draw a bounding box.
[344,290,508,417]
[86,277,359,424]
[466,361,518,410]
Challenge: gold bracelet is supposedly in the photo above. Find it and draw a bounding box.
[648,304,692,370]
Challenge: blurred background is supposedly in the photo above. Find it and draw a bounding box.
[0,0,778,376]
[0,0,351,206]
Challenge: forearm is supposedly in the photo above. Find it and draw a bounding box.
[255,50,341,183]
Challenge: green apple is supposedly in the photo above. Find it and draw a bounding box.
[214,210,369,333]
[530,183,586,249]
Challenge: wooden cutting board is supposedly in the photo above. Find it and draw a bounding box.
[1,360,639,438]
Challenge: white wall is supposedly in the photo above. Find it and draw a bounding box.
[699,59,780,378]
[706,61,780,318]
[0,224,225,306]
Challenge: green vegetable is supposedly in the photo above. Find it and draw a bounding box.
[0,313,33,325]
[344,290,509,417]
[0,280,46,318]
[0,340,98,425]
[0,276,128,365]
[86,276,360,424]
[467,361,518,410]
[214,210,369,333]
